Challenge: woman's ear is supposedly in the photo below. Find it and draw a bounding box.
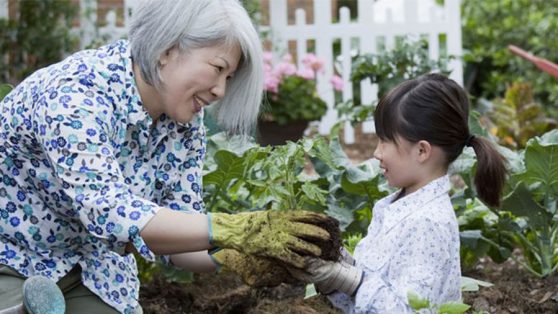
[416,140,432,163]
[158,48,175,68]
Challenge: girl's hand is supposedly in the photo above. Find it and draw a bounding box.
[287,257,363,296]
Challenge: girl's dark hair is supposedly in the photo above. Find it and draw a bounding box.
[373,73,507,207]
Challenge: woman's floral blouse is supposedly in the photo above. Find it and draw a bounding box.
[0,40,206,313]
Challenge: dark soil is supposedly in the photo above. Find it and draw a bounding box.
[463,255,558,314]
[140,254,558,314]
[297,215,342,262]
[140,272,342,314]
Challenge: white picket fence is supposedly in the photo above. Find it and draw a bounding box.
[77,0,140,50]
[0,0,463,144]
[267,0,463,143]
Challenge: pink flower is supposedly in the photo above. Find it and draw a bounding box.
[263,51,273,64]
[274,62,297,78]
[297,68,315,80]
[281,53,293,63]
[264,74,280,93]
[302,53,325,73]
[330,75,344,92]
[263,63,273,74]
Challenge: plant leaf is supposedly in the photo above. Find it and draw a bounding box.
[0,84,13,100]
[520,130,558,200]
[438,302,471,314]
[407,291,430,310]
[461,276,493,292]
[203,150,245,186]
[501,181,550,229]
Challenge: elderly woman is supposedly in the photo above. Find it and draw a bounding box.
[0,1,331,313]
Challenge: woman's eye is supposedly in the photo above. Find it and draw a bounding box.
[214,65,223,73]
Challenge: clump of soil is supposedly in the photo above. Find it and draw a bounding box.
[297,214,342,262]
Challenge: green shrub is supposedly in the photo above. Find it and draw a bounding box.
[487,82,557,149]
[0,0,78,84]
[338,38,451,125]
[462,0,558,116]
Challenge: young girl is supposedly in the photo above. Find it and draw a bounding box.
[289,73,507,313]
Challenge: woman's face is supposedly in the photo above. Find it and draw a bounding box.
[152,43,241,124]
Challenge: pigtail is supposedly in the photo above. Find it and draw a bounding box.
[469,136,508,208]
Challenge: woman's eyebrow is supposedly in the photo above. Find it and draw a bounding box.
[217,57,231,69]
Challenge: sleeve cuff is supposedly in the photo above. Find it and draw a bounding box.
[207,213,215,245]
[208,247,223,273]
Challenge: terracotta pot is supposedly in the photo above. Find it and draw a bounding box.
[257,120,309,146]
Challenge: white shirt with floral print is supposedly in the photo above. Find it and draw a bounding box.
[328,175,462,313]
[0,40,205,313]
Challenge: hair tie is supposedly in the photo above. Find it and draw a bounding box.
[465,135,475,147]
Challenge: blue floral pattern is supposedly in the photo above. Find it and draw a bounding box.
[0,40,206,313]
[328,175,461,313]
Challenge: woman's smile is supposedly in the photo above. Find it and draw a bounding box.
[193,94,209,113]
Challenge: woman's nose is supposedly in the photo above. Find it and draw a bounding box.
[210,77,227,99]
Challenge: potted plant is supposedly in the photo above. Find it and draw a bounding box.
[258,52,342,146]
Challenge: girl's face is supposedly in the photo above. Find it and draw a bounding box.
[373,136,423,196]
[150,43,241,124]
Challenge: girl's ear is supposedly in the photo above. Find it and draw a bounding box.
[416,140,432,163]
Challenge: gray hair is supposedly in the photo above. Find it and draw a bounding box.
[129,0,263,135]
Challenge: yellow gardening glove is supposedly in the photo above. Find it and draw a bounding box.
[210,249,297,287]
[208,210,331,268]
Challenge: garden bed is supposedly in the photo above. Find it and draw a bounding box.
[139,206,558,312]
[463,255,558,314]
[139,255,558,313]
[140,272,341,314]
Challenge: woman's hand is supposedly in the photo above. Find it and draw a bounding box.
[208,210,331,268]
[210,249,296,287]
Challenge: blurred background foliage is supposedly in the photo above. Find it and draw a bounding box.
[0,0,77,85]
[462,0,558,117]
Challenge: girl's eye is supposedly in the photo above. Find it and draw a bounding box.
[214,65,223,73]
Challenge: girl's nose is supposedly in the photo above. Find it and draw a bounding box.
[373,144,382,160]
